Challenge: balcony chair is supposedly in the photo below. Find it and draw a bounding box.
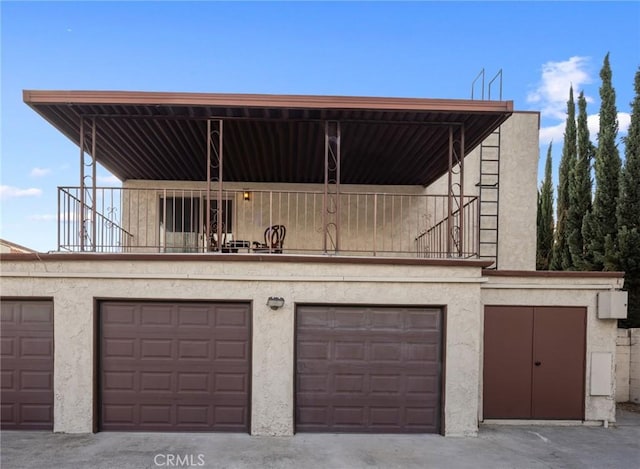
[252,224,286,254]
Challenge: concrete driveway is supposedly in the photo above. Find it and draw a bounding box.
[2,410,639,469]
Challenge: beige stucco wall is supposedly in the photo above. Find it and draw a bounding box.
[497,113,539,271]
[0,258,484,436]
[616,329,631,402]
[481,274,624,423]
[631,329,640,404]
[2,257,621,434]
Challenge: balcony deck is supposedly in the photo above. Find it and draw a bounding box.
[58,186,478,259]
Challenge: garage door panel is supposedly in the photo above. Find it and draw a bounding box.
[215,307,250,327]
[370,311,404,329]
[335,342,366,360]
[215,340,248,360]
[100,301,250,432]
[177,405,210,425]
[296,305,442,433]
[298,341,330,360]
[370,342,401,361]
[140,309,173,326]
[334,311,367,328]
[298,373,329,392]
[1,370,14,389]
[1,403,15,423]
[406,311,440,330]
[20,404,52,424]
[0,300,54,430]
[20,370,52,390]
[1,337,16,357]
[298,331,437,342]
[103,305,136,324]
[20,337,53,358]
[177,372,208,392]
[214,372,247,392]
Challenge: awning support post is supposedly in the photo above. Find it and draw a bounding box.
[323,121,341,254]
[206,119,223,252]
[79,117,97,252]
[447,125,465,257]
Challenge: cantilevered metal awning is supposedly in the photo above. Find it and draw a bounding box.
[24,90,513,186]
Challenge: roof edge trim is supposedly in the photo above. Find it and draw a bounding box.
[23,90,514,113]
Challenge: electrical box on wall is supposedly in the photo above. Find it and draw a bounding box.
[597,291,628,319]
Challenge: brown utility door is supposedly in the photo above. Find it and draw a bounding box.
[532,307,586,419]
[483,306,534,418]
[296,305,442,433]
[483,306,586,420]
[100,301,250,432]
[1,300,54,430]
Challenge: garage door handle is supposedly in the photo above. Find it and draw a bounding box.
[534,361,541,366]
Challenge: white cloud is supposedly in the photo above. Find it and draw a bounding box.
[539,111,630,147]
[587,114,599,137]
[618,112,631,134]
[0,185,42,200]
[587,112,631,141]
[29,167,51,178]
[539,122,566,146]
[28,212,77,222]
[97,175,121,185]
[28,214,56,221]
[527,56,592,120]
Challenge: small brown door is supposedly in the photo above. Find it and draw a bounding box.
[483,306,586,420]
[100,301,250,432]
[296,305,442,433]
[1,300,54,430]
[532,307,585,419]
[483,306,534,418]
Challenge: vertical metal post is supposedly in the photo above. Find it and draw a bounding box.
[205,119,223,252]
[217,120,224,251]
[459,125,465,256]
[373,194,378,256]
[447,126,453,256]
[79,118,85,251]
[335,122,341,251]
[91,119,97,252]
[206,120,211,251]
[57,187,61,251]
[323,121,341,254]
[323,123,329,254]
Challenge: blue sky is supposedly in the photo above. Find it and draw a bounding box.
[1,1,639,252]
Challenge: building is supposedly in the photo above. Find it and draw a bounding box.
[0,239,36,254]
[0,89,627,436]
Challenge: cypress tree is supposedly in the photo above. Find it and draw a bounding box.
[536,143,554,270]
[568,91,595,270]
[550,86,576,270]
[618,68,640,327]
[585,53,621,270]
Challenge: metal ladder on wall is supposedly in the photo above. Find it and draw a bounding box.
[472,69,502,268]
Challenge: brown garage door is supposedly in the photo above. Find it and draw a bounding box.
[296,305,442,433]
[1,300,54,430]
[100,301,250,432]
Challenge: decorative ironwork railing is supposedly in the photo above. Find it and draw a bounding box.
[58,186,479,258]
[58,187,133,252]
[415,197,479,259]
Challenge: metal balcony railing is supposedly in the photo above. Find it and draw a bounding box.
[57,186,479,258]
